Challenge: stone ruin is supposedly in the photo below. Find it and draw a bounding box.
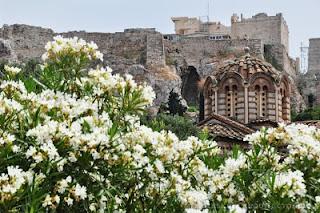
[0,12,314,113]
[300,38,320,108]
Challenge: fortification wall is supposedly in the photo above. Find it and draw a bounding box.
[301,38,320,106]
[0,23,305,109]
[231,13,289,52]
[0,25,168,73]
[164,36,263,77]
[0,24,54,61]
[308,38,320,74]
[263,44,298,79]
[59,29,150,73]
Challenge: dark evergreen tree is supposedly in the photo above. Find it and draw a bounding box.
[167,90,187,116]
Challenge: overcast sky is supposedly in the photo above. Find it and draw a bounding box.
[1,0,319,57]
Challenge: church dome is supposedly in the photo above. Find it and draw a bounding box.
[202,49,291,125]
[215,52,281,83]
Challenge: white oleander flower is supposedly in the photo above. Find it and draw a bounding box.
[4,65,22,75]
[42,36,103,63]
[64,197,74,206]
[273,170,306,198]
[228,205,247,213]
[74,184,87,200]
[221,154,247,177]
[0,166,30,200]
[179,190,209,210]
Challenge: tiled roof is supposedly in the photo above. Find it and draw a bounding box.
[215,54,281,81]
[198,113,255,141]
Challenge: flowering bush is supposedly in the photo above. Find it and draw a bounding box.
[0,36,319,212]
[0,36,220,212]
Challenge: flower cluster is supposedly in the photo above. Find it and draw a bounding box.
[0,36,219,212]
[0,166,32,202]
[0,36,319,212]
[273,170,307,198]
[42,35,103,62]
[4,65,22,76]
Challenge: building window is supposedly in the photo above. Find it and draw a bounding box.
[281,88,288,121]
[255,85,268,118]
[262,86,268,117]
[225,86,231,117]
[255,85,261,118]
[225,85,238,117]
[232,85,238,118]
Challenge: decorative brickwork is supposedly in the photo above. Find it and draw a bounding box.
[202,52,291,124]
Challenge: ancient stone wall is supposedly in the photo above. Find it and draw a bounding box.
[0,23,305,110]
[263,43,298,79]
[146,31,165,66]
[164,35,263,77]
[308,38,320,75]
[0,24,54,61]
[60,29,151,73]
[301,38,320,106]
[231,13,289,52]
[0,24,180,108]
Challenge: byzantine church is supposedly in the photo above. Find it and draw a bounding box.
[199,48,291,148]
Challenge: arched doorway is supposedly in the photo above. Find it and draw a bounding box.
[181,66,201,106]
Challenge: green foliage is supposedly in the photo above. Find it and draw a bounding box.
[1,37,320,213]
[188,105,199,112]
[292,107,320,121]
[142,113,200,140]
[166,91,187,116]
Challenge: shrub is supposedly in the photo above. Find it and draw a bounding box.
[292,106,320,121]
[0,36,220,212]
[166,90,187,116]
[0,36,320,213]
[141,113,200,140]
[188,105,199,113]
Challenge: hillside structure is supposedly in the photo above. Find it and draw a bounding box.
[0,12,314,117]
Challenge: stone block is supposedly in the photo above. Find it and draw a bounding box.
[249,103,256,108]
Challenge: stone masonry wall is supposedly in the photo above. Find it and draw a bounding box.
[302,38,320,106]
[0,23,306,110]
[164,36,263,77]
[0,24,54,61]
[231,13,289,52]
[309,38,320,75]
[264,43,298,79]
[0,24,182,108]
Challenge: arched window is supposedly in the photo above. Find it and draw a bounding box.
[204,87,213,118]
[232,85,238,118]
[280,88,284,120]
[226,86,231,117]
[255,85,261,118]
[262,86,268,117]
[225,85,238,118]
[280,85,290,122]
[218,76,244,119]
[254,85,268,118]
